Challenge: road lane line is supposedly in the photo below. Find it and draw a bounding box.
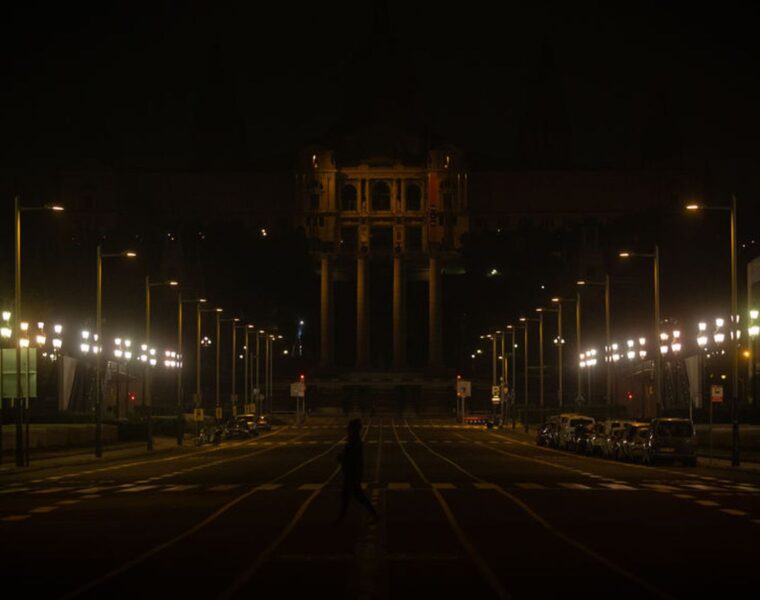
[405,421,673,600]
[61,431,348,599]
[515,483,546,490]
[29,506,58,514]
[392,420,509,600]
[2,515,30,522]
[558,483,592,490]
[721,509,749,516]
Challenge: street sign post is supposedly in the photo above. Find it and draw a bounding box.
[291,380,306,424]
[456,379,471,422]
[710,384,724,403]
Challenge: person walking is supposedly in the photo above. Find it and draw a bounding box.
[335,418,380,525]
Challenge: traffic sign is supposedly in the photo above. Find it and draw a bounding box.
[193,408,204,422]
[710,385,724,403]
[456,380,471,398]
[215,407,222,420]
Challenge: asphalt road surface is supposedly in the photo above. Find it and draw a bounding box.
[1,416,759,599]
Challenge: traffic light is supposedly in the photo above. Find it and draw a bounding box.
[299,373,305,382]
[626,391,634,401]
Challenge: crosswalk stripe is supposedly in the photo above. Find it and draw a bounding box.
[0,487,30,494]
[29,506,58,514]
[209,484,240,492]
[118,485,159,493]
[558,483,592,490]
[257,484,282,491]
[721,509,748,516]
[641,484,681,492]
[695,500,720,507]
[74,487,113,494]
[1,515,30,522]
[600,483,636,491]
[162,485,199,492]
[516,483,546,490]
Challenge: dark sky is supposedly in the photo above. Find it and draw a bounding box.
[2,1,760,170]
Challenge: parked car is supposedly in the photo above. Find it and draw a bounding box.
[596,419,631,458]
[572,421,595,453]
[618,422,650,461]
[536,422,552,446]
[558,414,595,450]
[643,418,696,466]
[232,414,259,437]
[629,426,652,463]
[588,422,608,456]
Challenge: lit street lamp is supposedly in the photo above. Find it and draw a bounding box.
[177,295,206,445]
[145,277,178,451]
[686,197,740,465]
[577,276,612,405]
[619,245,661,417]
[94,245,136,458]
[14,198,63,466]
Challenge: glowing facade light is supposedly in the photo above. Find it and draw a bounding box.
[660,345,669,355]
[37,321,45,330]
[1,327,11,338]
[671,342,682,353]
[114,349,123,358]
[698,322,707,332]
[685,203,701,210]
[149,358,157,366]
[115,337,122,346]
[2,311,11,321]
[697,335,708,346]
[124,339,132,348]
[80,343,90,353]
[19,338,30,348]
[54,324,63,334]
[627,350,636,360]
[716,318,725,328]
[627,340,635,349]
[660,332,669,341]
[714,332,726,344]
[52,338,62,349]
[141,343,148,351]
[124,351,132,361]
[639,350,647,359]
[749,326,760,338]
[36,334,46,345]
[639,337,646,346]
[672,330,681,339]
[612,353,621,362]
[751,310,760,320]
[20,322,29,332]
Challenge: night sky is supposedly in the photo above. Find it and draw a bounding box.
[2,1,760,369]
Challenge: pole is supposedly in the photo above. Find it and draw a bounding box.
[244,328,249,410]
[523,324,529,432]
[265,336,271,414]
[145,276,153,451]
[576,292,582,405]
[14,197,24,467]
[195,302,201,437]
[0,338,3,465]
[558,304,564,408]
[730,195,739,466]
[605,274,612,408]
[501,332,507,422]
[215,312,221,419]
[539,312,544,411]
[176,292,183,445]
[25,345,30,466]
[231,324,237,414]
[654,244,662,418]
[510,328,516,429]
[491,335,497,390]
[95,244,103,458]
[255,331,261,400]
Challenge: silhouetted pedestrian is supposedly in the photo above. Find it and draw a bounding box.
[335,418,379,525]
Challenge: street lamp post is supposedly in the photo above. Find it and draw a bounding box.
[176,296,206,444]
[619,246,662,418]
[95,245,136,458]
[197,306,223,431]
[552,293,583,406]
[538,307,560,409]
[222,318,240,416]
[145,277,178,451]
[14,198,63,466]
[686,198,740,465]
[578,276,612,406]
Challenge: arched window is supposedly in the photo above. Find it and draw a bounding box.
[371,181,391,211]
[341,185,357,211]
[405,183,422,211]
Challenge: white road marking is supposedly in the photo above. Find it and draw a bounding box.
[297,484,323,491]
[2,515,30,522]
[720,509,749,516]
[695,500,720,507]
[209,484,240,492]
[558,483,592,490]
[162,485,199,492]
[118,485,159,493]
[515,483,546,490]
[599,483,636,491]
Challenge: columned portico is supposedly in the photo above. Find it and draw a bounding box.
[356,253,370,368]
[320,254,334,368]
[393,253,407,370]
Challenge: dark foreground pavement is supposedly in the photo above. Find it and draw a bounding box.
[1,416,759,599]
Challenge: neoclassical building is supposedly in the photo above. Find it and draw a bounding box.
[296,146,469,372]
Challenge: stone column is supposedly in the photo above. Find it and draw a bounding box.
[320,254,334,368]
[428,253,443,370]
[393,253,407,370]
[356,253,369,369]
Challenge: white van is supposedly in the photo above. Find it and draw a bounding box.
[557,413,595,450]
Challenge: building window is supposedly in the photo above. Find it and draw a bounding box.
[370,226,393,250]
[406,183,422,211]
[341,226,358,251]
[406,226,423,251]
[371,181,391,211]
[341,185,357,211]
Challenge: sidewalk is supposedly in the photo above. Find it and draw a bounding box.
[0,436,189,475]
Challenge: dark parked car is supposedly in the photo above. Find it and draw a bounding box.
[643,418,696,466]
[256,414,272,431]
